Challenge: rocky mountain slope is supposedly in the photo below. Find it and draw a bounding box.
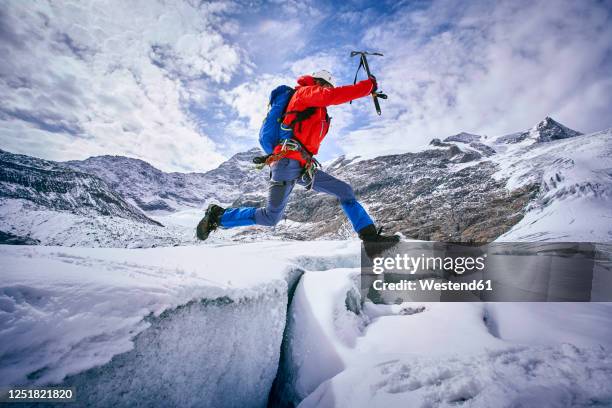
[1,117,609,246]
[0,150,158,224]
[241,117,608,242]
[0,150,191,246]
[281,149,537,242]
[65,148,268,212]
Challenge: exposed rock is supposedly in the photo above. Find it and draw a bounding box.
[443,132,482,143]
[494,117,582,145]
[429,138,449,147]
[0,150,160,226]
[279,149,539,242]
[469,142,496,156]
[530,116,582,143]
[0,230,40,245]
[65,148,269,212]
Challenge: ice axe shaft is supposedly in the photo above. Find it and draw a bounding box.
[350,51,385,115]
[360,55,382,115]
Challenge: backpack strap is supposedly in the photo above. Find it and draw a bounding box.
[349,58,365,106]
[283,107,317,133]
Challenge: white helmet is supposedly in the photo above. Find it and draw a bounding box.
[311,70,335,87]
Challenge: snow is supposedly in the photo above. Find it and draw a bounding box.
[0,241,358,399]
[299,344,612,408]
[497,195,612,242]
[276,266,612,407]
[2,238,612,406]
[493,130,612,242]
[491,130,611,193]
[485,303,612,348]
[0,198,191,248]
[279,269,505,403]
[0,197,316,248]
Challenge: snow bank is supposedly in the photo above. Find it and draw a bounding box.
[277,266,612,407]
[273,268,362,405]
[275,268,505,405]
[63,289,285,408]
[300,344,612,408]
[0,241,359,407]
[2,240,611,407]
[485,303,612,348]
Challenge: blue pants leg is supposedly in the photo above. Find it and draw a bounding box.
[220,207,257,227]
[297,169,374,232]
[254,158,302,226]
[253,180,295,226]
[220,158,374,232]
[220,159,301,228]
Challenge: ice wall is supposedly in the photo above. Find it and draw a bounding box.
[59,291,286,408]
[0,242,359,408]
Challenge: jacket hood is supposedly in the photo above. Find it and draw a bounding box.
[297,75,317,86]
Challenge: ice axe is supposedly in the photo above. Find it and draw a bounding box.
[350,51,387,115]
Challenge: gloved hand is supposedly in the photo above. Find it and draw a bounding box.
[369,75,378,93]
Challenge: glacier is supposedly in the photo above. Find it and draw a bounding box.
[2,241,612,407]
[0,242,357,406]
[276,266,612,407]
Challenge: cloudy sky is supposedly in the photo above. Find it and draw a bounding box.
[1,0,611,172]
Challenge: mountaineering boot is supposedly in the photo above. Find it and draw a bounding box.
[359,224,400,258]
[196,204,226,241]
[358,224,400,243]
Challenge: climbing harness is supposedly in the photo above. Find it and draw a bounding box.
[254,138,320,190]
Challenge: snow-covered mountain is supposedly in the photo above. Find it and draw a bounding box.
[65,148,268,212]
[1,118,611,407]
[0,147,271,247]
[0,149,156,224]
[0,150,202,247]
[495,116,582,145]
[1,117,610,246]
[272,117,609,242]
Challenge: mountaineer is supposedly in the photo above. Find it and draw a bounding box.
[196,70,399,244]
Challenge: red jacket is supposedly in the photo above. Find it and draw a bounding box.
[274,75,375,165]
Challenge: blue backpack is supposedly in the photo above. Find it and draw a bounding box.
[258,85,295,154]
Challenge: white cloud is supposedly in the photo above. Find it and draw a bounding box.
[246,18,308,61]
[342,0,612,159]
[269,0,322,19]
[2,0,610,170]
[0,0,244,172]
[220,74,295,134]
[287,52,343,79]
